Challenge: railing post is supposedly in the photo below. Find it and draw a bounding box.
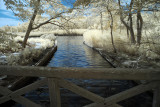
[48,78,61,107]
[152,85,160,107]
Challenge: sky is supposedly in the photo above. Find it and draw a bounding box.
[0,0,76,27]
[0,0,131,27]
[0,0,23,27]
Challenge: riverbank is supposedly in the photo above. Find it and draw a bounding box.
[83,30,155,107]
[0,32,56,65]
[0,32,57,90]
[14,29,86,37]
[83,30,160,69]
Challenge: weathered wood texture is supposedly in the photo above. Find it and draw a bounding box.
[153,86,160,107]
[85,81,159,107]
[9,45,57,91]
[48,78,61,107]
[0,79,46,106]
[57,78,104,103]
[84,103,122,107]
[0,86,41,107]
[35,45,57,66]
[0,66,160,80]
[0,66,160,107]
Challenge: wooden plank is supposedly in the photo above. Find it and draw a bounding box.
[48,78,61,107]
[84,103,122,107]
[0,86,13,104]
[0,86,41,107]
[35,45,57,66]
[85,81,158,107]
[9,45,57,92]
[0,79,47,103]
[57,78,104,103]
[109,104,123,107]
[13,96,42,107]
[11,78,47,97]
[0,65,160,80]
[153,86,160,107]
[84,103,105,107]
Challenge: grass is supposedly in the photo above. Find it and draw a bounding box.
[83,29,160,60]
[14,29,87,37]
[0,31,56,65]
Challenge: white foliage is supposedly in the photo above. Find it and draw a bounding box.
[0,30,22,52]
[84,29,160,59]
[0,31,56,65]
[83,30,121,49]
[40,34,56,41]
[6,35,56,65]
[6,48,43,65]
[83,30,107,47]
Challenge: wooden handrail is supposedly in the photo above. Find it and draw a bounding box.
[0,66,160,107]
[0,65,160,80]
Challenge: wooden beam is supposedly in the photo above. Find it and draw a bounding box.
[11,79,47,97]
[109,104,123,107]
[57,78,104,103]
[0,66,160,80]
[0,79,46,106]
[84,103,122,107]
[84,103,105,107]
[0,79,47,103]
[0,86,13,104]
[153,86,160,107]
[13,96,42,107]
[0,86,41,107]
[85,81,158,107]
[48,78,61,107]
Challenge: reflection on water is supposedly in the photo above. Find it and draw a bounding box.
[47,36,110,68]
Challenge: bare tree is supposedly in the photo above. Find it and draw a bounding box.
[118,0,136,44]
[106,0,117,53]
[136,0,143,45]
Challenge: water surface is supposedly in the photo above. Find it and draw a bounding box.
[22,36,151,107]
[47,36,111,68]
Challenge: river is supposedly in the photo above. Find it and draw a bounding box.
[47,36,111,68]
[21,36,152,107]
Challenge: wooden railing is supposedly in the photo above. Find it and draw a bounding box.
[0,65,160,107]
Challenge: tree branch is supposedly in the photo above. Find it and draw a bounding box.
[32,12,64,30]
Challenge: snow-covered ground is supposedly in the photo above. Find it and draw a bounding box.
[0,33,56,65]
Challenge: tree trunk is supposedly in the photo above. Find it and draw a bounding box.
[126,17,130,40]
[107,5,117,53]
[100,12,103,31]
[137,9,143,45]
[130,27,135,44]
[129,0,136,44]
[118,0,136,44]
[22,0,40,48]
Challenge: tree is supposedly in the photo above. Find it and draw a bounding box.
[118,0,160,45]
[135,0,143,45]
[74,0,117,53]
[118,0,136,44]
[105,0,117,53]
[4,0,73,48]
